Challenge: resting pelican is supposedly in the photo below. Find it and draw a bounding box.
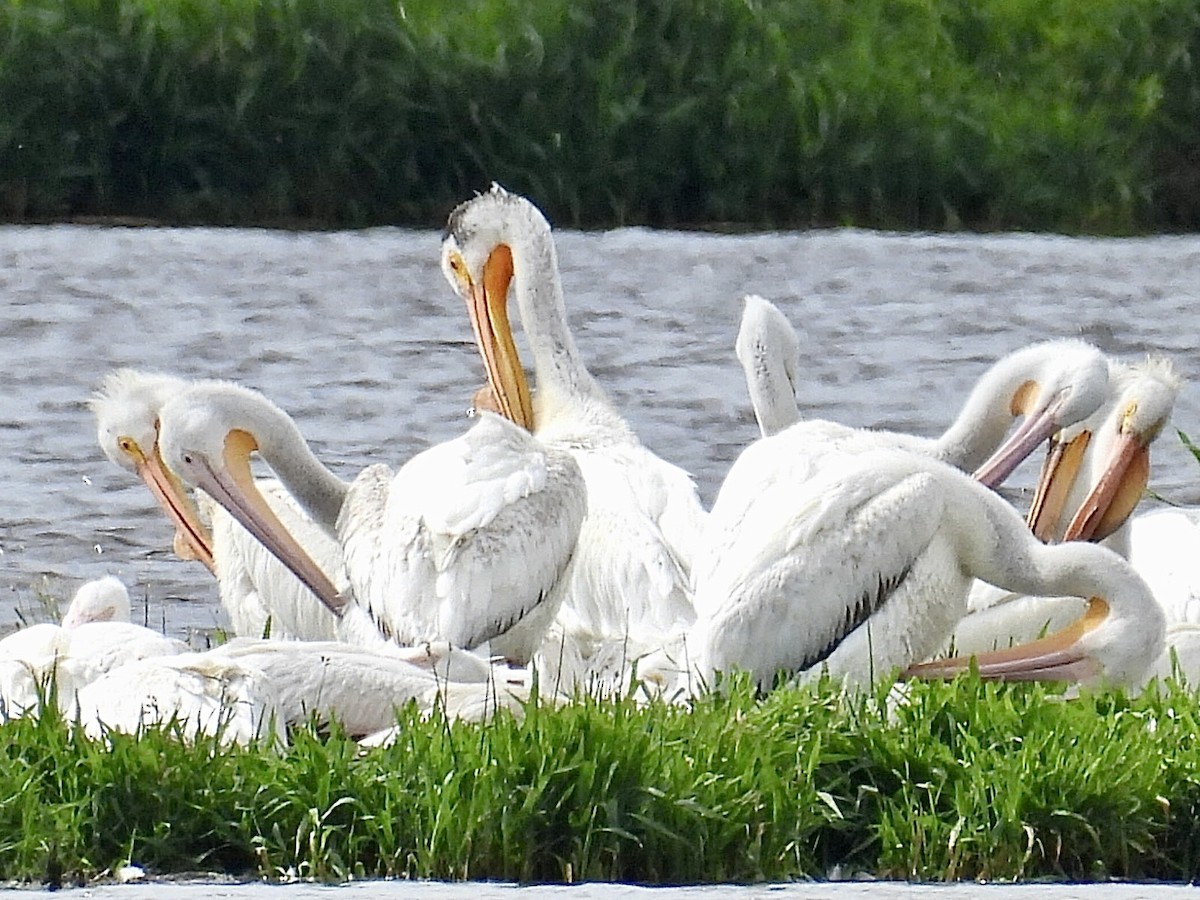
[75,638,536,746]
[735,296,1111,483]
[91,369,340,641]
[440,185,707,685]
[688,429,1164,693]
[158,379,585,662]
[1,577,187,721]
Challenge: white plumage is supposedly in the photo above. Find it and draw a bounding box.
[734,295,1112,484]
[91,369,340,641]
[158,380,585,662]
[0,577,187,721]
[440,185,706,692]
[690,426,1164,692]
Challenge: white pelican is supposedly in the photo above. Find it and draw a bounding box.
[735,296,1112,484]
[1024,356,1183,555]
[440,185,707,687]
[688,429,1164,693]
[75,638,542,746]
[736,294,801,437]
[1129,506,1200,626]
[91,369,340,641]
[948,357,1183,654]
[59,574,132,628]
[0,577,187,721]
[157,379,585,663]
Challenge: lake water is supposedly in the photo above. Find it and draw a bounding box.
[1,225,1197,640]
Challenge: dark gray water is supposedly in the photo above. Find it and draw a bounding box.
[1,226,1197,640]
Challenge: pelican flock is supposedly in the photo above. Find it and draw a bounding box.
[5,184,1193,747]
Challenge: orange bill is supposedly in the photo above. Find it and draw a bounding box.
[973,394,1074,490]
[1061,432,1149,542]
[464,243,535,431]
[186,429,349,617]
[134,443,216,573]
[903,597,1109,683]
[1025,431,1091,541]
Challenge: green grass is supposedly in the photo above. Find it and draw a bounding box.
[1,0,1198,231]
[6,674,1200,887]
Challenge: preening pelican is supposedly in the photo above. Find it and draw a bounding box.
[736,294,801,438]
[59,574,132,628]
[91,369,340,641]
[158,379,585,662]
[947,357,1183,655]
[688,429,1164,692]
[91,370,215,571]
[1025,356,1182,555]
[440,185,707,688]
[735,296,1111,483]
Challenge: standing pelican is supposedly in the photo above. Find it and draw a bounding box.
[688,427,1164,693]
[91,369,340,641]
[734,296,1111,483]
[440,185,707,687]
[157,379,585,663]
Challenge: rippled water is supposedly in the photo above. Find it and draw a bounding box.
[1,225,1197,639]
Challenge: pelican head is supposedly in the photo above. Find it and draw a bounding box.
[158,381,349,618]
[907,547,1165,691]
[90,369,215,571]
[1027,356,1183,543]
[971,340,1110,488]
[736,294,801,438]
[441,184,539,432]
[60,575,132,629]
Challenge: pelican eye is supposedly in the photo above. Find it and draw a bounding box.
[1120,401,1139,432]
[117,437,135,453]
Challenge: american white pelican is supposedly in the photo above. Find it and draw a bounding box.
[91,369,341,641]
[1129,506,1200,625]
[157,379,585,662]
[91,370,215,571]
[440,185,707,686]
[0,577,187,721]
[736,294,801,438]
[59,573,132,628]
[75,638,541,746]
[948,357,1183,654]
[688,431,1164,692]
[1024,356,1183,555]
[734,296,1112,484]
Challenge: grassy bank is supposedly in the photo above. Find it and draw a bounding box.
[5,675,1200,887]
[1,0,1198,232]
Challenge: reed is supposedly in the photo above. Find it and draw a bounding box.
[4,675,1200,887]
[0,0,1197,231]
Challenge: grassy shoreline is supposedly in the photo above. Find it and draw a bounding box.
[2,0,1198,233]
[5,674,1200,887]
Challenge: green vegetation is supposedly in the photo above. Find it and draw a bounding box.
[1,0,1198,232]
[6,674,1200,886]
